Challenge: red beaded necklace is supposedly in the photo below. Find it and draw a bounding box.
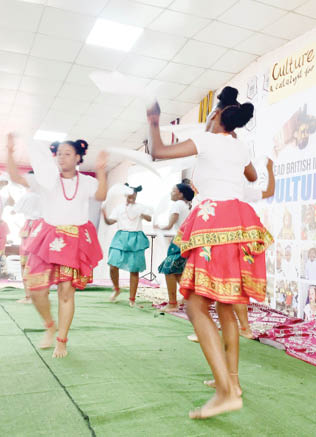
[60,171,79,201]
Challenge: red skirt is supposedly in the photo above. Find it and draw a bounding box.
[19,218,41,267]
[24,219,103,291]
[174,199,274,304]
[0,221,10,255]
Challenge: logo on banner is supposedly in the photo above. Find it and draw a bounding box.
[269,45,316,104]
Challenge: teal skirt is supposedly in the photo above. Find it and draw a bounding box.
[158,240,186,275]
[108,230,149,273]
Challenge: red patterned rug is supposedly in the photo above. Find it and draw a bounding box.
[153,302,316,367]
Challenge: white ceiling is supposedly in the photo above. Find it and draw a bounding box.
[0,0,315,171]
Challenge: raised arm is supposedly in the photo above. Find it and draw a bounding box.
[244,162,257,182]
[102,208,117,226]
[94,151,107,202]
[159,213,179,231]
[147,102,197,160]
[7,134,29,188]
[262,159,275,199]
[141,213,152,222]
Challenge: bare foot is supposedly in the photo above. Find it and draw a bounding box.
[17,297,32,304]
[204,375,242,397]
[162,304,178,313]
[110,289,120,302]
[187,333,199,343]
[52,341,68,358]
[39,324,56,349]
[240,327,253,339]
[189,394,242,419]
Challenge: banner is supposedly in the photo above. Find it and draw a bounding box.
[269,44,316,104]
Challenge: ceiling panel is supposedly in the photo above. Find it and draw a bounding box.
[148,10,210,37]
[0,28,35,54]
[173,40,227,68]
[263,12,316,40]
[31,34,82,62]
[100,0,163,27]
[194,21,253,47]
[46,0,109,16]
[0,0,43,32]
[219,0,286,31]
[131,29,186,60]
[157,62,204,85]
[212,49,257,73]
[0,0,314,170]
[169,0,237,19]
[38,7,96,41]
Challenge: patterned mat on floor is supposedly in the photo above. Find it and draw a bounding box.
[153,302,316,367]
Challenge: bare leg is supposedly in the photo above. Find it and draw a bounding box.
[217,302,242,396]
[186,293,242,419]
[233,304,253,339]
[129,272,139,307]
[17,265,32,304]
[53,281,75,358]
[30,288,56,348]
[109,265,120,302]
[164,274,178,312]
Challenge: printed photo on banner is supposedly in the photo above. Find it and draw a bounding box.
[275,279,299,317]
[301,246,316,283]
[299,282,316,320]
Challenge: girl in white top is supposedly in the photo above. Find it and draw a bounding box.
[103,184,152,307]
[157,183,194,312]
[147,86,273,419]
[13,186,42,304]
[7,134,107,358]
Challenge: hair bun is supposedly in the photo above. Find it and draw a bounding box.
[49,141,59,156]
[217,86,238,105]
[75,139,89,155]
[235,103,254,128]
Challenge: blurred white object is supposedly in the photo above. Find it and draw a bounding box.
[28,142,58,190]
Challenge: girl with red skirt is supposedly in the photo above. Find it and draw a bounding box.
[147,87,273,419]
[7,134,107,358]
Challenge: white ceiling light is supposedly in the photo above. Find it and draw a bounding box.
[34,130,67,142]
[86,19,143,52]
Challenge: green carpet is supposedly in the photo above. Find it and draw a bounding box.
[0,287,315,437]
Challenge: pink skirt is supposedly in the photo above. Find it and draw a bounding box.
[19,218,41,267]
[174,199,274,304]
[24,219,103,291]
[0,221,10,256]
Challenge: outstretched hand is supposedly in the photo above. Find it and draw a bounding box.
[95,151,108,172]
[146,101,161,125]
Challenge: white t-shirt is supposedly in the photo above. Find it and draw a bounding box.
[109,203,149,232]
[0,194,7,219]
[190,132,251,201]
[170,200,190,233]
[243,185,262,203]
[14,192,42,220]
[26,173,98,226]
[89,198,102,231]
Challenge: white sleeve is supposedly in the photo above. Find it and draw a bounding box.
[243,144,251,167]
[243,186,262,203]
[25,174,40,193]
[109,205,120,221]
[170,201,181,215]
[189,132,207,155]
[28,142,58,190]
[86,176,98,198]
